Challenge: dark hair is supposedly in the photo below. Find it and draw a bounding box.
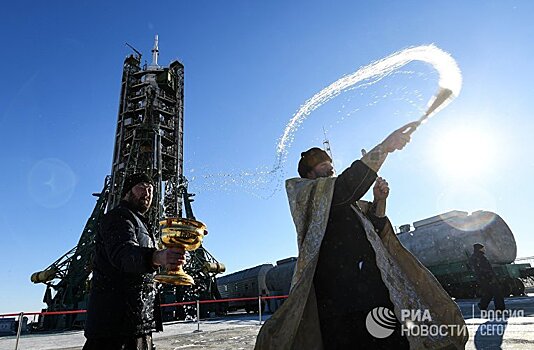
[473,243,484,251]
[297,147,332,178]
[121,173,154,198]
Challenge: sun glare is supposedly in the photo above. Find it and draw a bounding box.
[431,126,495,179]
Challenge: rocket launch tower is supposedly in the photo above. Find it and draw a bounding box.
[31,37,225,330]
[108,35,185,228]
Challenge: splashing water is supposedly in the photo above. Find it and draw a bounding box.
[275,44,462,170]
[194,44,462,196]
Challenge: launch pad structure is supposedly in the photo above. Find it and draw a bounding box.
[30,36,225,330]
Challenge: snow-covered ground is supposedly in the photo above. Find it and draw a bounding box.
[1,297,533,350]
[0,314,263,350]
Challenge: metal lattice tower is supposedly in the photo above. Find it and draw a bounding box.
[31,36,225,330]
[109,35,185,233]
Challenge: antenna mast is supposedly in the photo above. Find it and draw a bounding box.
[322,127,334,166]
[125,42,142,60]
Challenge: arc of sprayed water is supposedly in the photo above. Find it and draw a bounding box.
[195,45,461,197]
[275,44,462,168]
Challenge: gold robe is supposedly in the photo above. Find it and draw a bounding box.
[254,177,468,350]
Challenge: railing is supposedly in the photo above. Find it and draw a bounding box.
[0,295,289,350]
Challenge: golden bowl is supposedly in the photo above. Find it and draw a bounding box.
[154,217,207,286]
[159,217,206,250]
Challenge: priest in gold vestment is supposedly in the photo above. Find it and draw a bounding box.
[255,122,467,350]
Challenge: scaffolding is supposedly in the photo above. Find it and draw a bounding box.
[31,37,224,330]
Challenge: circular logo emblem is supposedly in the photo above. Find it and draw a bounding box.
[365,307,397,338]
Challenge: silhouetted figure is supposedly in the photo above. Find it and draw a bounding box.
[469,243,505,311]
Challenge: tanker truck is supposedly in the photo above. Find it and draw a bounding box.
[397,210,534,299]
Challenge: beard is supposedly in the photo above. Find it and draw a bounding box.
[317,170,334,178]
[129,194,152,214]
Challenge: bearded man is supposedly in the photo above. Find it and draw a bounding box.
[84,173,186,350]
[255,122,467,350]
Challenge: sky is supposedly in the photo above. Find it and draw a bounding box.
[1,0,533,314]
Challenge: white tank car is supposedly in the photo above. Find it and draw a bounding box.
[397,210,516,266]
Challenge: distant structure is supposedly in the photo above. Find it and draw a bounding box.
[108,34,185,231]
[322,127,334,170]
[31,36,225,330]
[322,127,332,157]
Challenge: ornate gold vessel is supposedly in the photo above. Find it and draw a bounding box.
[154,217,206,285]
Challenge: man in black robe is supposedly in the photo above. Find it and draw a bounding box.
[298,132,411,349]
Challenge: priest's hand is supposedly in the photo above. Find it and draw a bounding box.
[361,121,418,173]
[373,177,389,201]
[381,121,419,153]
[372,177,389,217]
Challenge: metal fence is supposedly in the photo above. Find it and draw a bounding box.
[0,295,288,350]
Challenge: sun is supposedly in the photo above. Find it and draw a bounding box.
[430,126,496,179]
